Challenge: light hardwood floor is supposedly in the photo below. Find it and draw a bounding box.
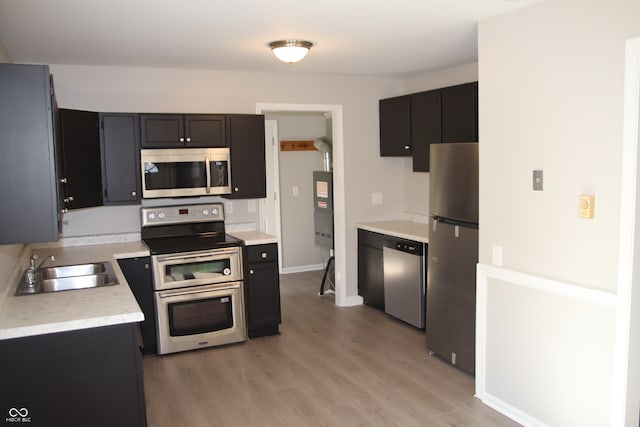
[143,270,519,427]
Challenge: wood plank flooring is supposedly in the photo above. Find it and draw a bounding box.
[143,270,519,426]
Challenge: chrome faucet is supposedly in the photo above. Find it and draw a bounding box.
[25,255,55,287]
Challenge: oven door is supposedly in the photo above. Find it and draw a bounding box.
[155,282,246,354]
[152,247,242,291]
[141,148,231,198]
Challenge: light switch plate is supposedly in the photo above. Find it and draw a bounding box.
[533,170,543,191]
[371,192,383,205]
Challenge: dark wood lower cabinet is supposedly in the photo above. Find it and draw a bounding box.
[245,244,281,338]
[0,323,147,427]
[358,229,390,311]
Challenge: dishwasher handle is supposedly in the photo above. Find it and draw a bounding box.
[387,241,423,256]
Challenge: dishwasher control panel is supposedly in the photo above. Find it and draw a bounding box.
[392,240,423,256]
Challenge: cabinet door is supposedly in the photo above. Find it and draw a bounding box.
[59,109,103,210]
[140,114,184,148]
[441,82,478,143]
[100,113,141,204]
[118,257,156,355]
[225,114,266,198]
[185,114,226,147]
[410,90,441,172]
[379,95,411,156]
[246,262,281,337]
[0,64,60,244]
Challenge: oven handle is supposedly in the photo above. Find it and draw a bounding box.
[155,248,239,263]
[157,283,240,299]
[205,156,211,194]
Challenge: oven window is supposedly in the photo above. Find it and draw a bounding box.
[168,296,233,336]
[164,259,231,283]
[144,161,207,190]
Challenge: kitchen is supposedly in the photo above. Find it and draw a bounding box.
[0,0,639,426]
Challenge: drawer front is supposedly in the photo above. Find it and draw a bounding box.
[246,244,278,264]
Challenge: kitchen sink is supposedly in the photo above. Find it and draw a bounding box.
[15,261,119,295]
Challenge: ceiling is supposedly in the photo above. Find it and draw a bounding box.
[0,0,540,78]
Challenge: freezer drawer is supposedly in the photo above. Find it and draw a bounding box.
[383,243,425,329]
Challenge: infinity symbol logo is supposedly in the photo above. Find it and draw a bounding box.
[8,408,28,417]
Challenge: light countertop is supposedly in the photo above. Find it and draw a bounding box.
[356,220,429,244]
[0,241,149,340]
[229,231,278,246]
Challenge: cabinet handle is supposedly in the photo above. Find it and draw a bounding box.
[64,196,74,203]
[261,252,267,259]
[250,269,254,275]
[186,137,191,142]
[61,208,68,214]
[404,145,410,150]
[59,177,67,184]
[179,137,184,142]
[144,264,149,270]
[131,191,137,197]
[234,187,239,192]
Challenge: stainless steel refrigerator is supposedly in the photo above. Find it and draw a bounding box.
[426,142,478,374]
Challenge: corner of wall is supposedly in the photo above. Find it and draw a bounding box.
[0,38,13,63]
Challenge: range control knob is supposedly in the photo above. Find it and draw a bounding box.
[158,212,166,219]
[202,209,209,216]
[212,208,218,216]
[148,212,156,220]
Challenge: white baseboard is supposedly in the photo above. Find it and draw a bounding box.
[481,393,547,427]
[281,263,325,274]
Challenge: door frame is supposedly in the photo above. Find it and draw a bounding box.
[256,103,351,306]
[613,37,640,426]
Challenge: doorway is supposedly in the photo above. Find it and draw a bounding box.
[257,103,348,306]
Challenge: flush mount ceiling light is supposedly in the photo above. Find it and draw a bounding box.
[269,40,313,63]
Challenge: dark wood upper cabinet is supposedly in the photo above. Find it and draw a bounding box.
[185,115,226,147]
[224,114,266,199]
[100,113,141,204]
[441,82,478,143]
[140,114,225,148]
[379,82,478,172]
[379,95,411,156]
[58,109,103,210]
[410,90,441,172]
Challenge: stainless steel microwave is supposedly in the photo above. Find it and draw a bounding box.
[141,148,231,198]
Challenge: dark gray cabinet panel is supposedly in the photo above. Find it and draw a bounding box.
[225,114,266,199]
[118,257,156,355]
[0,324,147,427]
[0,64,60,244]
[245,243,281,338]
[140,114,226,148]
[379,95,411,156]
[441,82,478,143]
[358,229,389,311]
[410,90,441,172]
[100,113,141,204]
[59,109,103,209]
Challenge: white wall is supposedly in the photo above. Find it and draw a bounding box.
[49,64,405,300]
[478,0,640,424]
[401,62,479,218]
[0,38,11,63]
[267,112,327,271]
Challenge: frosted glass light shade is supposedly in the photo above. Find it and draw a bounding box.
[269,40,313,63]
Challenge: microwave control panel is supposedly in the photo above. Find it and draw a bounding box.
[141,203,224,226]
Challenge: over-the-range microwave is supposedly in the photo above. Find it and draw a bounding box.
[140,148,231,199]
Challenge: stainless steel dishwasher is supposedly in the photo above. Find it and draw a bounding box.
[383,240,425,329]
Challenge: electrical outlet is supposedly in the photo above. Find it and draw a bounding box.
[492,245,503,266]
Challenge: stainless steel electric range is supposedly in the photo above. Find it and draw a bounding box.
[141,203,246,355]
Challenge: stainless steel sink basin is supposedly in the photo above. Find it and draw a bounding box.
[42,263,107,279]
[15,261,118,295]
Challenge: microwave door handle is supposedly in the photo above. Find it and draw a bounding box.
[205,156,211,194]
